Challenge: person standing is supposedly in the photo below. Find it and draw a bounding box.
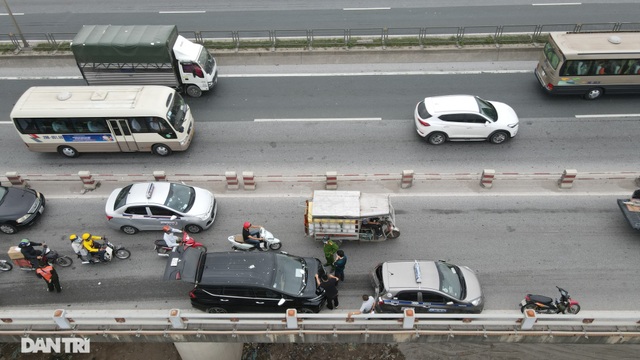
[315,273,340,310]
[36,261,62,293]
[333,249,347,282]
[322,238,339,268]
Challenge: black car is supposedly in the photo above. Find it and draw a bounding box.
[164,248,326,313]
[0,186,45,234]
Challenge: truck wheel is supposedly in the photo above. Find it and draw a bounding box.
[58,145,79,158]
[152,144,172,156]
[186,85,203,98]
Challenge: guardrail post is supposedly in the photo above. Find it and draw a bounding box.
[558,169,577,189]
[169,309,186,329]
[520,309,537,330]
[225,171,239,190]
[243,171,256,191]
[402,308,415,329]
[53,309,72,330]
[401,170,414,189]
[78,171,98,191]
[480,169,495,189]
[286,309,298,329]
[153,171,167,181]
[326,171,338,190]
[5,171,28,188]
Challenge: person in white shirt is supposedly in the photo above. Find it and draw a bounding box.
[163,226,182,248]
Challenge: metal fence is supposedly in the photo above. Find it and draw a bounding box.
[0,308,639,343]
[2,22,640,53]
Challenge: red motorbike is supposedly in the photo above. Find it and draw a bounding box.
[154,231,207,257]
[520,286,581,314]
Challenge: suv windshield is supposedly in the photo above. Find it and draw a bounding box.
[166,93,187,131]
[164,183,195,213]
[436,262,464,300]
[272,255,306,295]
[475,97,498,122]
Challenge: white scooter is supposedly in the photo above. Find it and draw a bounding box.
[227,227,282,251]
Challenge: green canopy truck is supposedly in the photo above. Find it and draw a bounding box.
[71,25,218,97]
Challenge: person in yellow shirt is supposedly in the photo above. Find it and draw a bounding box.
[81,233,106,262]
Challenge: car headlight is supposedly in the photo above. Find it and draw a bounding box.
[16,214,31,224]
[507,123,518,128]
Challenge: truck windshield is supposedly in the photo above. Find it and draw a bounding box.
[198,50,215,75]
[166,93,187,131]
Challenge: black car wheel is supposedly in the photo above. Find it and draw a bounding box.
[0,223,18,234]
[297,308,315,314]
[206,307,228,314]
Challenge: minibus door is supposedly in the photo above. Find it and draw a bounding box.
[107,119,139,152]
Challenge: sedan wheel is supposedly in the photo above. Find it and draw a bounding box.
[0,223,18,234]
[185,224,203,234]
[427,132,446,145]
[121,226,139,235]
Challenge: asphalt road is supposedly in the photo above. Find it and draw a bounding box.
[1,194,638,312]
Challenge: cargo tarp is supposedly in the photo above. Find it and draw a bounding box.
[71,25,178,64]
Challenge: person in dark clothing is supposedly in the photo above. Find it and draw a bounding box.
[333,249,347,282]
[18,239,44,268]
[36,261,62,293]
[242,222,264,251]
[315,272,339,310]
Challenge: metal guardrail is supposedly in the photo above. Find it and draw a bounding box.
[2,22,640,53]
[0,309,639,343]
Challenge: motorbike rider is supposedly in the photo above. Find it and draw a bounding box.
[18,238,44,268]
[81,233,107,262]
[162,225,182,249]
[242,222,264,251]
[69,234,92,264]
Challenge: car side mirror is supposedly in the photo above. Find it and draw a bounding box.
[446,301,454,305]
[278,298,286,306]
[170,215,178,220]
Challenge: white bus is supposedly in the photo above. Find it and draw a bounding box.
[10,86,195,157]
[535,31,640,100]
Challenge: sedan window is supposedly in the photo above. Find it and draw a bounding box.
[421,292,447,303]
[395,291,419,302]
[124,206,148,215]
[149,206,177,217]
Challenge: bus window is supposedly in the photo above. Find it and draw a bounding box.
[623,60,640,75]
[52,119,71,133]
[87,119,107,132]
[15,118,37,134]
[129,118,146,133]
[543,42,561,70]
[562,60,591,76]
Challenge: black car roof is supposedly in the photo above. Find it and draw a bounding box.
[199,251,277,287]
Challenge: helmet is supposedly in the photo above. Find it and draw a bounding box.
[19,239,31,247]
[81,233,91,241]
[163,225,171,232]
[243,222,251,229]
[69,234,78,241]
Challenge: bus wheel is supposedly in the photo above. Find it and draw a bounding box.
[584,88,603,100]
[152,144,172,156]
[58,145,79,158]
[186,85,203,98]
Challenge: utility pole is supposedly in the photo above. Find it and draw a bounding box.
[2,0,29,48]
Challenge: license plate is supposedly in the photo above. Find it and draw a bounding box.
[520,300,527,307]
[38,206,45,214]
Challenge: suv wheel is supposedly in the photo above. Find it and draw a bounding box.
[427,132,446,145]
[206,307,227,314]
[489,131,508,144]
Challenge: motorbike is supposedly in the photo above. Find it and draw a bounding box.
[87,238,131,262]
[520,286,581,314]
[154,231,207,257]
[18,244,73,270]
[228,227,282,251]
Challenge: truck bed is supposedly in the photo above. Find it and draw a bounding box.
[617,199,640,230]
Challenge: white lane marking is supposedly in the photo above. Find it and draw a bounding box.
[575,114,640,119]
[158,11,206,14]
[255,118,381,122]
[0,13,24,16]
[532,2,581,5]
[0,121,12,124]
[343,8,391,11]
[0,70,532,81]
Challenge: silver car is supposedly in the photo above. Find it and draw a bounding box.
[371,260,484,314]
[105,182,217,234]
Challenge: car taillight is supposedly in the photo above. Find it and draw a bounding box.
[106,215,113,221]
[525,295,531,301]
[189,289,196,299]
[546,83,554,91]
[418,119,430,127]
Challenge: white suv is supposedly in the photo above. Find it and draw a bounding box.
[414,95,519,145]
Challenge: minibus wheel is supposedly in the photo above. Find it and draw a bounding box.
[152,144,172,156]
[583,87,603,100]
[58,145,79,158]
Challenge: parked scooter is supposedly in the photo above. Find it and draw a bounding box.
[87,238,131,262]
[154,231,207,257]
[227,227,282,251]
[520,286,581,314]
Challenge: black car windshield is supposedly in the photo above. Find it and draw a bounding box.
[164,183,196,213]
[272,255,306,295]
[435,262,465,300]
[0,187,7,202]
[475,97,498,122]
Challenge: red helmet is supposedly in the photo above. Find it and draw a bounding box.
[243,222,251,229]
[163,225,171,232]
